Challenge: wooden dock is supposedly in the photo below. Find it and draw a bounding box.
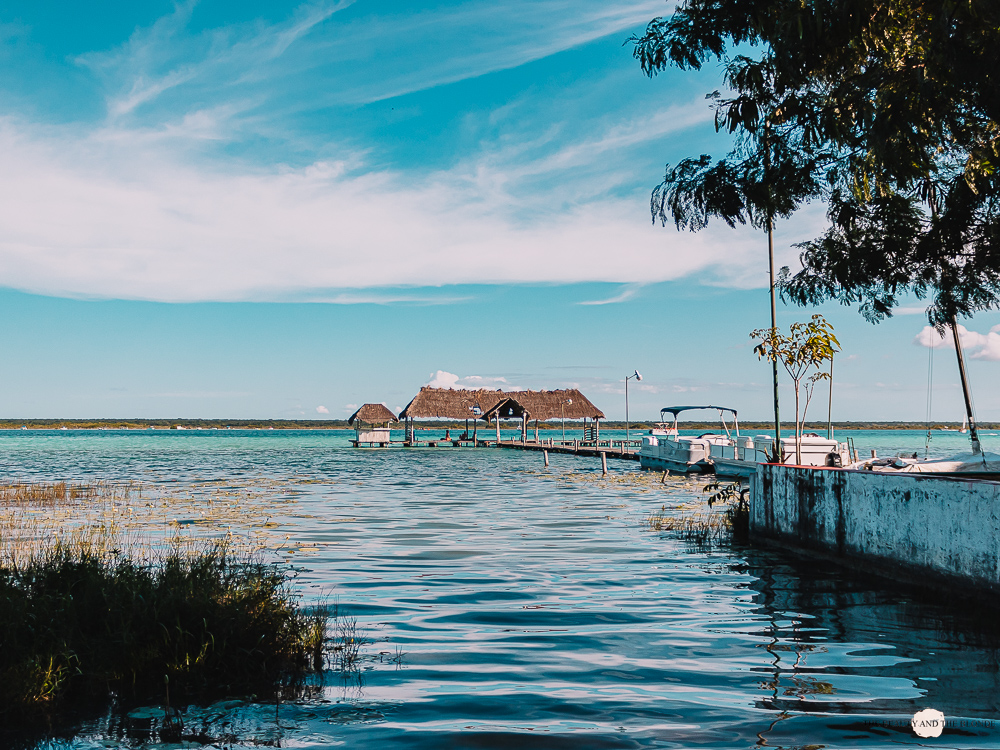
[350,436,640,461]
[495,439,640,461]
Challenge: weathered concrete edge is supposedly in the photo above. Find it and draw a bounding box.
[749,464,1000,600]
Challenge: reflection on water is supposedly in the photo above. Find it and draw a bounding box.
[1,430,998,749]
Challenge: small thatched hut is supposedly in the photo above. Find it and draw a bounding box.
[348,403,398,447]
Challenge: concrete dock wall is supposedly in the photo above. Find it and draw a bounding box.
[750,465,1000,594]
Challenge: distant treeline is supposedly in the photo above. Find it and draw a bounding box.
[0,419,994,431]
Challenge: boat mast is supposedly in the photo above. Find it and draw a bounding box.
[950,314,982,455]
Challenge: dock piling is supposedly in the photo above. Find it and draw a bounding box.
[600,452,608,476]
[543,449,549,467]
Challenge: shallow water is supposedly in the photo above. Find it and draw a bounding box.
[4,429,1000,749]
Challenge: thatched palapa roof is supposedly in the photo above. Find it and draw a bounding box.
[399,387,604,421]
[398,387,508,420]
[348,403,399,425]
[479,389,604,421]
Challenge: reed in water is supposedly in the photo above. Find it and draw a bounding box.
[0,481,327,728]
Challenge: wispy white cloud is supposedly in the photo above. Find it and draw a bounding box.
[0,109,772,301]
[0,2,809,303]
[578,283,644,305]
[75,0,662,127]
[326,0,667,105]
[316,405,329,414]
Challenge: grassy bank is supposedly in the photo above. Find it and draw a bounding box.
[0,484,327,727]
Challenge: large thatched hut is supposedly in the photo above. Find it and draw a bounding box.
[348,403,398,447]
[397,387,508,443]
[479,388,604,442]
[399,386,604,444]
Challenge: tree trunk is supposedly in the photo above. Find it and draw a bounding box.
[794,381,802,465]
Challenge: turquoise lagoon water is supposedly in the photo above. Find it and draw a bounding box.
[3,429,1000,749]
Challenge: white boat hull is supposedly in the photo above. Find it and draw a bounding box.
[638,433,730,474]
[638,453,712,473]
[710,457,760,478]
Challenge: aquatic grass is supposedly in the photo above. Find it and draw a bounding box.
[644,481,750,544]
[0,518,328,727]
[331,610,368,674]
[645,505,732,543]
[0,480,140,507]
[0,478,317,566]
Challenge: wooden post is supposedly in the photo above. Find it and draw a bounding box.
[521,413,527,443]
[495,417,500,444]
[595,417,600,441]
[543,449,549,467]
[660,471,668,484]
[473,418,478,445]
[534,419,539,443]
[601,451,608,476]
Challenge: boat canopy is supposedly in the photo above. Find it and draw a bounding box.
[658,405,740,437]
[659,405,738,418]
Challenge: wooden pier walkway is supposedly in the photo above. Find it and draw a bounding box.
[496,439,639,461]
[352,436,641,461]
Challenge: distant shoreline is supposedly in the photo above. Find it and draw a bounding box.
[0,419,994,431]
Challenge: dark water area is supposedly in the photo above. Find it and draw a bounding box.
[2,430,999,748]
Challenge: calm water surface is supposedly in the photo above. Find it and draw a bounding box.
[4,429,1000,749]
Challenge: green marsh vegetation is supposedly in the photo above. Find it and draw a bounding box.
[646,479,749,545]
[0,481,330,729]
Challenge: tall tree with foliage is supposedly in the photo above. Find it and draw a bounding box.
[633,0,1000,449]
[633,0,1000,323]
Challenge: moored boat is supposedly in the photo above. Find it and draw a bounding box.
[855,451,1000,478]
[638,406,739,474]
[712,434,850,477]
[639,405,852,476]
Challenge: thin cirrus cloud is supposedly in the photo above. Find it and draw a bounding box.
[578,283,644,305]
[77,0,666,116]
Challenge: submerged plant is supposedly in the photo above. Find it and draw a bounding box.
[645,504,730,544]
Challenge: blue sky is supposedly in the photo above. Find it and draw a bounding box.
[0,0,996,421]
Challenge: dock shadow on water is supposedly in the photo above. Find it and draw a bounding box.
[0,430,999,748]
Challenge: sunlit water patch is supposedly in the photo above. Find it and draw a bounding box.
[1,430,999,749]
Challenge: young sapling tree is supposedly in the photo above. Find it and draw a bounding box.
[751,315,839,464]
